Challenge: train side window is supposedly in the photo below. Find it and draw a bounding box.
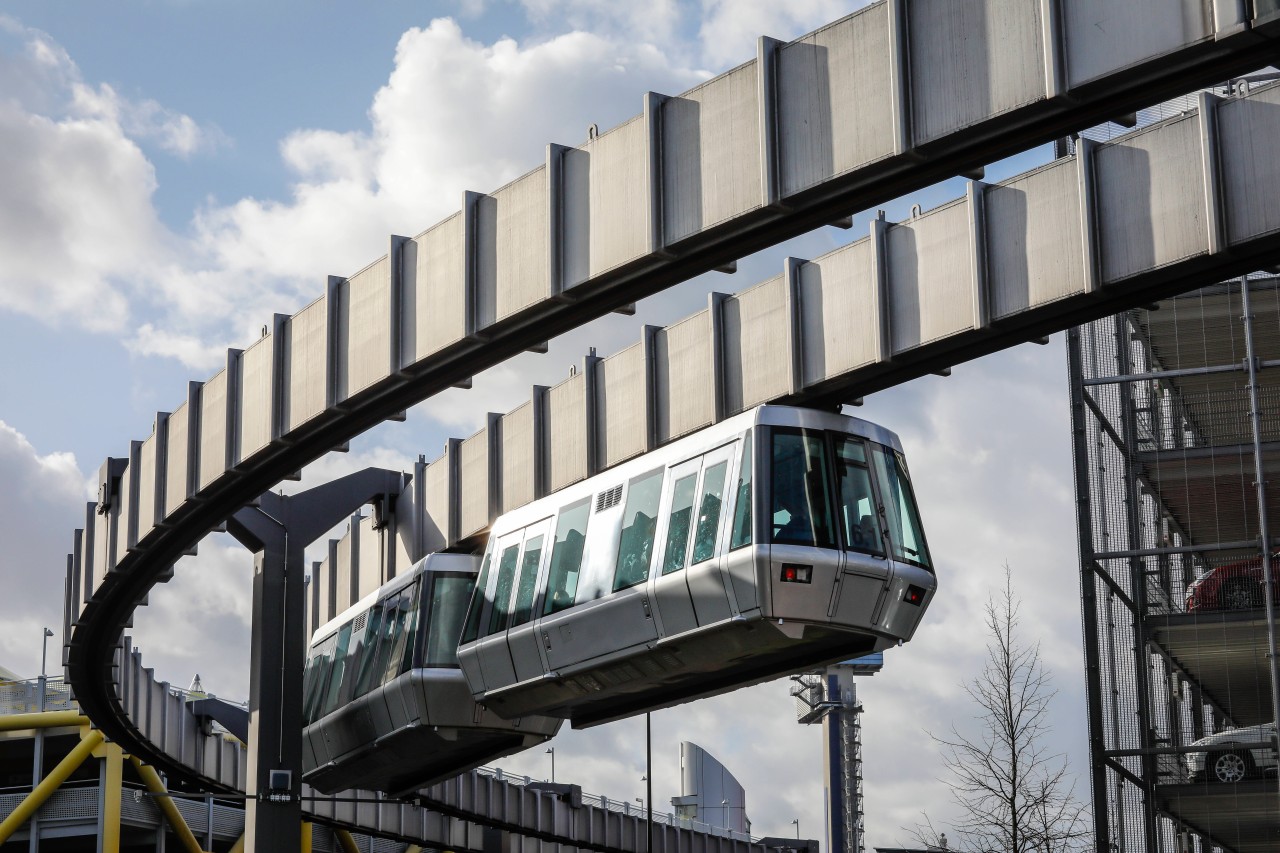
[352,598,391,699]
[460,547,494,644]
[662,474,698,575]
[613,469,664,591]
[871,445,933,569]
[770,429,836,548]
[510,534,545,627]
[380,580,419,684]
[729,436,753,550]
[424,575,475,666]
[543,499,590,615]
[835,438,884,556]
[398,579,425,674]
[485,543,522,636]
[338,612,376,704]
[318,621,353,719]
[692,461,728,563]
[303,633,336,724]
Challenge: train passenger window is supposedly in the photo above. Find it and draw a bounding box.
[381,580,420,683]
[544,499,590,615]
[352,599,391,698]
[486,544,522,636]
[460,548,493,644]
[662,474,698,575]
[613,469,664,591]
[729,437,752,550]
[511,535,545,627]
[870,446,933,569]
[338,612,376,703]
[395,579,423,675]
[691,461,728,563]
[318,621,353,719]
[770,429,836,548]
[303,633,336,724]
[835,438,884,556]
[424,575,474,666]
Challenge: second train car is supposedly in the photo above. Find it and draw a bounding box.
[456,405,936,727]
[300,553,561,794]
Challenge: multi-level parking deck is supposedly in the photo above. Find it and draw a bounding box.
[50,2,1280,851]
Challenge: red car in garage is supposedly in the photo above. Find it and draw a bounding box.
[1185,555,1280,612]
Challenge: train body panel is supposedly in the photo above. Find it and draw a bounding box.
[301,552,561,795]
[457,405,937,727]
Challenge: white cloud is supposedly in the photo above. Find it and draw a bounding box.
[698,0,871,68]
[0,421,86,677]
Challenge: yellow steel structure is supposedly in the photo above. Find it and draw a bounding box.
[336,827,362,853]
[301,820,313,853]
[0,709,83,731]
[100,740,124,853]
[129,754,207,853]
[0,726,103,844]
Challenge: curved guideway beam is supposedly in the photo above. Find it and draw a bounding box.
[66,0,1280,810]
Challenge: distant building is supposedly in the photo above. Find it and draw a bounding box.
[670,742,750,835]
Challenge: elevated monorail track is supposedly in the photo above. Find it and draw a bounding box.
[61,1,1280,846]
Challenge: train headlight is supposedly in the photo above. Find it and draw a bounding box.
[904,584,927,606]
[780,564,812,584]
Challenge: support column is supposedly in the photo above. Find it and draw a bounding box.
[1113,311,1159,847]
[1066,326,1113,847]
[98,742,123,853]
[226,468,408,853]
[1238,277,1280,824]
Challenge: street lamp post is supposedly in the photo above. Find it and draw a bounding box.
[31,627,53,853]
[546,747,555,783]
[792,818,800,839]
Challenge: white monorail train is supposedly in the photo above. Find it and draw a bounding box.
[456,405,936,727]
[299,553,561,794]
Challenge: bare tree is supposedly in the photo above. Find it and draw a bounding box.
[911,567,1088,852]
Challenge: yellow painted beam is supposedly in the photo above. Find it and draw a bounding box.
[0,710,84,731]
[0,728,103,844]
[301,820,313,853]
[101,742,123,853]
[228,833,245,853]
[406,846,424,853]
[335,827,362,853]
[128,755,206,853]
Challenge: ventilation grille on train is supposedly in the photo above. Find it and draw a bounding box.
[595,485,623,512]
[353,612,367,632]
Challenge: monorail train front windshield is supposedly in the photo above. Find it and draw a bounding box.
[302,572,476,725]
[770,427,932,570]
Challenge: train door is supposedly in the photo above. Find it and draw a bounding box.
[547,469,663,669]
[830,435,892,626]
[767,427,843,622]
[652,457,700,637]
[506,519,552,684]
[472,530,524,690]
[686,442,737,626]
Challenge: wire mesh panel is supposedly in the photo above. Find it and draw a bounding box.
[1071,274,1280,852]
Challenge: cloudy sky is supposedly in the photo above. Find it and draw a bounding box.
[0,1,1085,847]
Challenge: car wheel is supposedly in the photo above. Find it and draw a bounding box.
[1222,579,1262,610]
[1210,749,1253,783]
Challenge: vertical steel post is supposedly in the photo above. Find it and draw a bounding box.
[1066,326,1113,847]
[1238,277,1280,824]
[1113,311,1160,847]
[99,743,123,853]
[29,674,45,853]
[243,525,304,853]
[646,712,653,853]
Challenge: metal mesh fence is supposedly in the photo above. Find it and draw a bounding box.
[1071,275,1280,852]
